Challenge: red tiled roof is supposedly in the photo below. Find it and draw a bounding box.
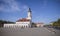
[16,18,30,22]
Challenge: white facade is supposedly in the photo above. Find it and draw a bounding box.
[4,21,31,28]
[4,24,29,28]
[16,22,31,27]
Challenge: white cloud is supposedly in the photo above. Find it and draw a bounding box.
[0,0,28,12]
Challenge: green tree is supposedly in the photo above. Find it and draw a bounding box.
[31,22,37,27]
[0,20,15,27]
[52,19,60,26]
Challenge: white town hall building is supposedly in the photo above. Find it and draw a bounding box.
[4,8,32,28]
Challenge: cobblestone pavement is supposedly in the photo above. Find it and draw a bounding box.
[0,27,60,36]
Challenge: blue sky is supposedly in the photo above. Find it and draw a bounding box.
[0,0,60,24]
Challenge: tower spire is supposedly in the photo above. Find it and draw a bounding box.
[28,8,31,12]
[27,8,32,20]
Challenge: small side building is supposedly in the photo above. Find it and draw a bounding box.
[36,23,44,27]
